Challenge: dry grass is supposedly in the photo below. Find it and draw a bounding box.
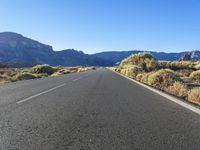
[158,61,198,70]
[166,82,188,98]
[195,63,200,70]
[120,52,158,72]
[147,69,178,89]
[0,68,20,83]
[115,52,200,105]
[0,66,96,83]
[188,88,200,105]
[190,70,200,80]
[120,65,143,78]
[15,72,36,80]
[175,69,193,77]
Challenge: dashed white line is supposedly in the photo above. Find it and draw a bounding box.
[17,74,90,104]
[73,77,83,81]
[17,83,66,104]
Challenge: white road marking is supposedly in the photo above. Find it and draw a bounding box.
[17,83,66,104]
[73,77,83,81]
[112,70,200,115]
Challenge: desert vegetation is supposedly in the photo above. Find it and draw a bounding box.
[0,65,96,83]
[113,52,200,105]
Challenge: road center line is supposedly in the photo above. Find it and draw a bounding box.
[16,83,66,104]
[73,77,83,81]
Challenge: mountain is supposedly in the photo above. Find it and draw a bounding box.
[0,32,199,67]
[93,50,200,65]
[0,32,57,67]
[0,32,110,67]
[56,49,111,66]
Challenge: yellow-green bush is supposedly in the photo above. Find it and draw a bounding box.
[158,61,195,70]
[120,65,143,78]
[147,69,177,89]
[175,69,193,77]
[0,65,93,83]
[195,63,200,70]
[188,88,200,105]
[67,67,79,73]
[29,64,57,75]
[166,82,188,98]
[136,73,144,81]
[15,72,36,80]
[57,68,71,74]
[120,52,158,72]
[137,72,154,84]
[190,70,200,79]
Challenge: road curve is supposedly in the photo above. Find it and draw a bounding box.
[0,68,199,150]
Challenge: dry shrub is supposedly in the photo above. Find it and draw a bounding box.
[195,63,200,70]
[147,69,178,89]
[0,68,20,83]
[166,82,188,98]
[77,67,92,72]
[158,61,194,70]
[29,64,57,75]
[138,72,154,84]
[175,69,193,77]
[188,88,200,105]
[115,67,121,72]
[15,72,36,80]
[120,52,158,72]
[190,70,200,79]
[120,65,143,78]
[136,73,144,81]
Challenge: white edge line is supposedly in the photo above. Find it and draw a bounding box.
[111,69,200,115]
[17,83,66,104]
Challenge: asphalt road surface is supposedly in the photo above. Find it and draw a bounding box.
[0,68,199,150]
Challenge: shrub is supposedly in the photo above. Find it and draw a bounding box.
[51,72,63,76]
[136,73,144,81]
[35,73,48,78]
[166,82,188,98]
[67,67,79,73]
[77,67,90,72]
[188,88,200,105]
[190,70,200,79]
[137,72,154,84]
[147,69,177,89]
[29,64,57,75]
[57,68,71,74]
[120,52,158,72]
[158,61,195,70]
[194,63,200,70]
[120,65,143,78]
[175,69,193,77]
[15,72,36,80]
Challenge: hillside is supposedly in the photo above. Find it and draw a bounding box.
[0,32,110,67]
[0,32,199,67]
[93,50,200,65]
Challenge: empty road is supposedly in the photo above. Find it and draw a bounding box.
[0,68,199,150]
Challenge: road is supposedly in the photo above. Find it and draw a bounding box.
[0,68,199,150]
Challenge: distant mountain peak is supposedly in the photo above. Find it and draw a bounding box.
[0,32,23,37]
[0,31,53,52]
[0,32,199,67]
[0,32,110,67]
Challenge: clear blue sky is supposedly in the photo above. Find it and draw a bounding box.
[0,0,200,53]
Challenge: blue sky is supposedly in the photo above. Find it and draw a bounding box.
[0,0,200,53]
